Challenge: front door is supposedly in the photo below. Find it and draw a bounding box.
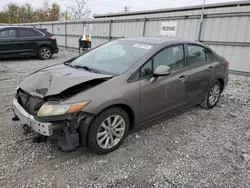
[139,44,188,123]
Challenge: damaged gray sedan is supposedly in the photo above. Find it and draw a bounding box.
[12,37,229,154]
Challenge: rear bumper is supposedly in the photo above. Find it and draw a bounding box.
[13,98,53,136]
[53,46,59,54]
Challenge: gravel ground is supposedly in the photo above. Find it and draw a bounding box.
[0,50,250,188]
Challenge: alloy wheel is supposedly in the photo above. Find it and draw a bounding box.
[41,48,51,59]
[208,84,220,106]
[96,115,126,149]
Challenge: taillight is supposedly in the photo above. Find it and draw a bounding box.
[226,61,230,67]
[49,36,56,40]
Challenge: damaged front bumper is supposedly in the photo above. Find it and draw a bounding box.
[13,98,53,136]
[12,98,94,151]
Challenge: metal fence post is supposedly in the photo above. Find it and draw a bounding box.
[142,17,147,36]
[65,22,67,49]
[40,24,42,28]
[197,0,206,41]
[83,21,85,35]
[109,20,112,41]
[52,23,54,34]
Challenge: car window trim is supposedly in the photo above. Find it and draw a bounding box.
[139,59,153,80]
[33,29,46,37]
[128,43,186,83]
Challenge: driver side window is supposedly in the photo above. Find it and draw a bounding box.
[0,29,16,39]
[139,44,185,80]
[153,45,185,70]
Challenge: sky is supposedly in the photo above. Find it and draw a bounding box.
[0,0,243,16]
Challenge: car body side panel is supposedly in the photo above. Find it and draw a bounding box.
[61,75,141,129]
[0,38,17,54]
[15,37,39,55]
[185,62,215,105]
[139,69,188,123]
[214,58,229,80]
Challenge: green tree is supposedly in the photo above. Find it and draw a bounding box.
[0,1,61,24]
[49,3,60,21]
[4,3,20,23]
[18,4,35,23]
[0,12,8,23]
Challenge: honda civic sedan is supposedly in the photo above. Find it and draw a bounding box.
[12,37,229,154]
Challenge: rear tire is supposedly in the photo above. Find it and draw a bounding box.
[87,107,129,155]
[201,80,222,109]
[38,46,52,60]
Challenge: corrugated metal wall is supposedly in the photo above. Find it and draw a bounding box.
[18,1,250,77]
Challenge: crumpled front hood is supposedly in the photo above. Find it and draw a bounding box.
[19,64,112,98]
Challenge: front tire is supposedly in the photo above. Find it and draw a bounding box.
[38,46,52,60]
[201,80,222,109]
[87,107,129,155]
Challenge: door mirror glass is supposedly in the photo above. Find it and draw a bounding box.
[153,65,172,77]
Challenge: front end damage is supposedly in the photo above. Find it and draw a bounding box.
[12,76,111,151]
[12,88,95,151]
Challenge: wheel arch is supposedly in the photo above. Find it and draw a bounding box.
[217,78,224,92]
[38,44,52,52]
[80,103,137,147]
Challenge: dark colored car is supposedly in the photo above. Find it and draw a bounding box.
[0,26,59,60]
[12,37,229,154]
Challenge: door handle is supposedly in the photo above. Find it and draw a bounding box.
[179,75,187,82]
[208,66,214,71]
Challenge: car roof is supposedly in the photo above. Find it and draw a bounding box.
[119,36,204,46]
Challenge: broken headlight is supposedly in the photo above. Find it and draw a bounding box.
[37,101,90,117]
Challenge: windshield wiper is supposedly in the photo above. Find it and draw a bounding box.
[63,57,77,65]
[73,65,101,74]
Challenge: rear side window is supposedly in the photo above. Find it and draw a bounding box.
[17,28,37,37]
[33,29,45,37]
[0,29,16,38]
[187,44,213,65]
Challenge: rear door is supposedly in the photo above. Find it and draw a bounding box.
[184,43,218,105]
[16,28,40,55]
[0,28,17,54]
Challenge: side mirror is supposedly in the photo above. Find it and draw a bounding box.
[153,65,172,77]
[150,65,171,83]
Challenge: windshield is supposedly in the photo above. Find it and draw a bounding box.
[70,40,154,75]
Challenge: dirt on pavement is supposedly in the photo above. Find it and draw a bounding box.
[0,50,250,188]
